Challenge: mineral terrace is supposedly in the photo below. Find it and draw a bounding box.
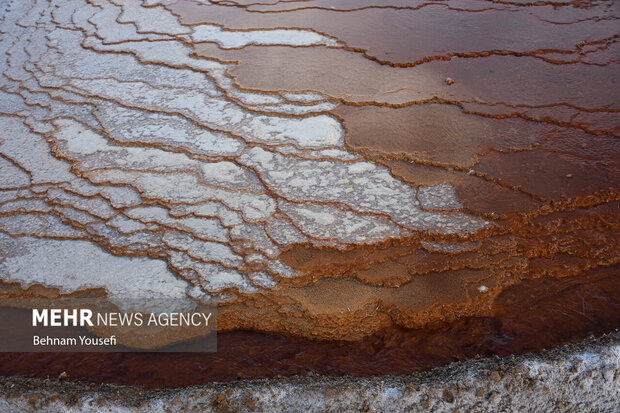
[0,0,618,381]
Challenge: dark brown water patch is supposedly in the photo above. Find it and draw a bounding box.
[335,103,548,167]
[474,149,620,200]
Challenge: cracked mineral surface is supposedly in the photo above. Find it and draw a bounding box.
[0,0,618,385]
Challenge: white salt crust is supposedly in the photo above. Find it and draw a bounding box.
[0,234,193,312]
[0,0,488,307]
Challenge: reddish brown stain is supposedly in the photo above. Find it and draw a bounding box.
[0,264,617,388]
[0,0,618,385]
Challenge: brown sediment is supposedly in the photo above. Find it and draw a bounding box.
[333,103,548,167]
[172,0,620,66]
[0,263,617,387]
[0,0,618,385]
[383,160,543,216]
[196,44,619,112]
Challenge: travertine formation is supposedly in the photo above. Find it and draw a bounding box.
[0,0,618,342]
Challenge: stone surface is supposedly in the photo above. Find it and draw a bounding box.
[0,333,618,412]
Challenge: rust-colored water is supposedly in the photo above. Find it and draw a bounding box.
[0,264,617,387]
